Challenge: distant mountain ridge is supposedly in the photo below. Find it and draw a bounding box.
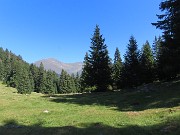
[34,58,83,75]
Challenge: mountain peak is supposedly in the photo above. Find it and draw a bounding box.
[34,58,83,74]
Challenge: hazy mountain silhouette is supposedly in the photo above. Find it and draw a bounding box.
[34,58,83,75]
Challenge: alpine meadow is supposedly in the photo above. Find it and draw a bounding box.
[0,0,180,135]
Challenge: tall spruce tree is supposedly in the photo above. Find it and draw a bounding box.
[36,63,47,93]
[152,36,163,79]
[3,56,11,84]
[29,64,38,91]
[152,0,180,79]
[45,70,56,94]
[51,71,59,94]
[152,36,162,61]
[59,70,66,93]
[112,47,122,89]
[121,36,141,88]
[0,48,5,81]
[59,69,76,93]
[140,41,155,83]
[0,61,4,81]
[80,52,92,91]
[83,25,111,92]
[28,70,35,92]
[74,72,81,92]
[17,67,32,94]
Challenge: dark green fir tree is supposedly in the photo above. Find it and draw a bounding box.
[36,62,47,93]
[152,0,180,79]
[29,64,39,91]
[84,25,112,92]
[74,72,81,92]
[59,69,69,93]
[80,52,92,91]
[0,61,4,81]
[45,70,56,94]
[121,36,141,88]
[17,67,32,94]
[152,36,162,79]
[112,47,122,89]
[140,41,155,83]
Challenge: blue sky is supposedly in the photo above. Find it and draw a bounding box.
[0,0,162,63]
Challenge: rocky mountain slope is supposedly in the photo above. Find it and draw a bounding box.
[34,58,83,75]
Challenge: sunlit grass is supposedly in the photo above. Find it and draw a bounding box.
[0,81,180,135]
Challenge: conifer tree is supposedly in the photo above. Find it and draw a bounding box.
[80,52,92,91]
[17,67,32,94]
[8,58,19,88]
[36,63,47,93]
[51,71,59,94]
[152,0,180,79]
[112,47,122,89]
[59,69,69,93]
[75,72,81,92]
[152,36,162,61]
[0,48,5,81]
[121,36,141,87]
[28,71,35,92]
[83,25,112,92]
[0,62,4,81]
[3,56,11,84]
[68,75,76,93]
[140,41,155,83]
[152,36,163,79]
[59,71,79,93]
[45,70,55,94]
[29,64,38,91]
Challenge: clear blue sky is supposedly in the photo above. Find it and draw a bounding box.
[0,0,162,63]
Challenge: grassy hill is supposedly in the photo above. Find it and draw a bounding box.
[0,80,180,135]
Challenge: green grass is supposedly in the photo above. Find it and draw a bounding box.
[0,80,180,135]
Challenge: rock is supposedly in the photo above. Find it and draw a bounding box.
[43,110,49,113]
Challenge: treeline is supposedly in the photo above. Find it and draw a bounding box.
[0,48,81,94]
[81,0,180,92]
[81,26,164,91]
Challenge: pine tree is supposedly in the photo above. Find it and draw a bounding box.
[36,63,47,93]
[0,48,5,81]
[152,36,163,79]
[112,47,122,89]
[51,71,59,94]
[17,67,32,94]
[80,52,92,91]
[121,36,141,88]
[68,75,76,93]
[152,36,162,61]
[140,41,155,83]
[59,69,69,93]
[28,71,35,92]
[152,0,180,79]
[8,58,19,88]
[0,61,4,81]
[29,64,39,91]
[75,72,81,92]
[45,70,55,94]
[83,25,111,92]
[3,55,11,84]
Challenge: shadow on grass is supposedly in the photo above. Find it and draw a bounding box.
[43,80,180,111]
[0,117,180,135]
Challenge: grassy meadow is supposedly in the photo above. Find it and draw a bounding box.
[0,80,180,135]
